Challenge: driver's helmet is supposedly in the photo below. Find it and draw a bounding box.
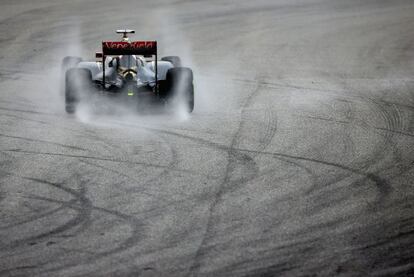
[118,55,139,72]
[118,55,139,81]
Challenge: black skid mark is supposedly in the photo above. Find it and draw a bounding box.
[375,127,414,138]
[101,93,393,276]
[0,189,145,276]
[136,126,392,208]
[1,149,201,176]
[120,115,393,277]
[0,176,93,251]
[0,133,87,151]
[187,83,265,276]
[19,195,145,276]
[0,197,78,231]
[0,106,56,116]
[0,112,50,125]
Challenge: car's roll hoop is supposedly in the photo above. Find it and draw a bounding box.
[116,29,135,34]
[116,29,135,41]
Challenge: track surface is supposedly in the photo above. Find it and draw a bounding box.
[1,0,414,276]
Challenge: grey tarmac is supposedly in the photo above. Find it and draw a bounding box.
[0,0,413,276]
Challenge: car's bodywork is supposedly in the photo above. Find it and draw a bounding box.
[63,30,194,113]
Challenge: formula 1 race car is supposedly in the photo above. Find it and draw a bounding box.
[61,30,194,113]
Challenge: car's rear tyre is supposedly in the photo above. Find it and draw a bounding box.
[65,68,92,114]
[165,67,194,113]
[62,56,82,72]
[161,56,182,67]
[61,56,82,96]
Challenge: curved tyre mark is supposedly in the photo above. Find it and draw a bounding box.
[22,196,144,276]
[0,175,92,251]
[0,177,144,276]
[188,82,280,275]
[1,149,200,176]
[0,197,78,231]
[137,125,392,206]
[0,133,86,151]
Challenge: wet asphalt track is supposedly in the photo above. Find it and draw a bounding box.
[1,0,414,276]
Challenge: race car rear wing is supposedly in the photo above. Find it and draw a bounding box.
[102,41,157,55]
[101,41,158,87]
